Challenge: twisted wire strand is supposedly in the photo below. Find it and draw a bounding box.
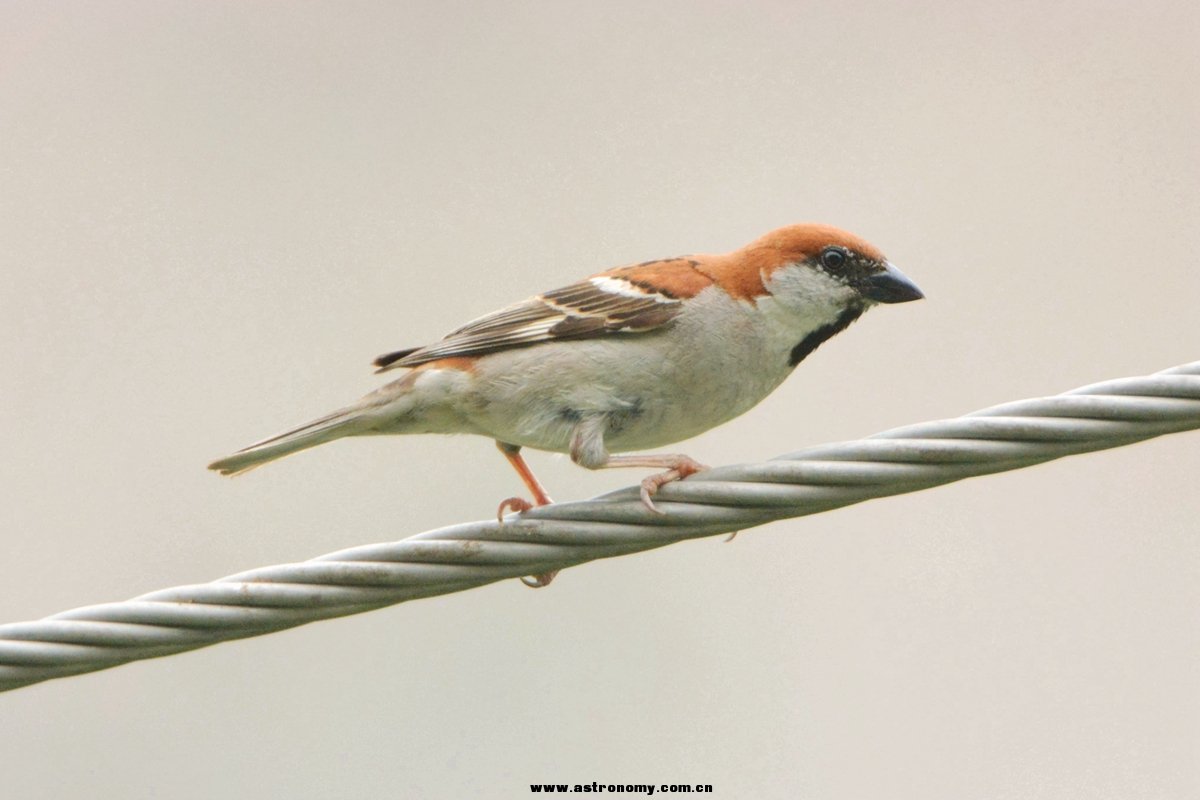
[1,361,1197,693]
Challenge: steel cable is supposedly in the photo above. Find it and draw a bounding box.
[1,361,1196,693]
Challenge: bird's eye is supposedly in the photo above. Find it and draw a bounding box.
[820,247,847,270]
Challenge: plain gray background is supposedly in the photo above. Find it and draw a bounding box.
[2,1,1197,797]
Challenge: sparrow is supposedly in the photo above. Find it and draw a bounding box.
[209,223,923,586]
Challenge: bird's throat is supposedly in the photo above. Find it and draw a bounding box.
[787,305,865,367]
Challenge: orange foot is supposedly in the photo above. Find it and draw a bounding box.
[496,497,559,589]
[639,456,708,514]
[496,496,534,521]
[495,442,560,588]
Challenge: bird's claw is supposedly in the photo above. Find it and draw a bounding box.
[639,479,670,515]
[638,458,709,514]
[497,496,558,588]
[496,496,534,523]
[520,570,559,588]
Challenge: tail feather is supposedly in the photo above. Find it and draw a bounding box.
[373,346,419,372]
[207,406,368,476]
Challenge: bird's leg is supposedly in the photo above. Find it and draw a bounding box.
[496,441,554,517]
[569,417,708,514]
[494,441,558,589]
[598,454,709,514]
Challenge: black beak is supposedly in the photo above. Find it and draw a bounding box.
[863,262,924,304]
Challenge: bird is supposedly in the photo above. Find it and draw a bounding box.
[209,223,923,586]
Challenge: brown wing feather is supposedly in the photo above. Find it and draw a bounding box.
[374,259,711,372]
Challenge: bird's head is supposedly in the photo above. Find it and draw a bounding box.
[746,223,924,313]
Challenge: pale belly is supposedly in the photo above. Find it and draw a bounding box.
[453,326,796,454]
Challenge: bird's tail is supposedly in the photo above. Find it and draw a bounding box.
[207,405,372,476]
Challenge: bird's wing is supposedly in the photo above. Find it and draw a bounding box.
[373,258,714,371]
